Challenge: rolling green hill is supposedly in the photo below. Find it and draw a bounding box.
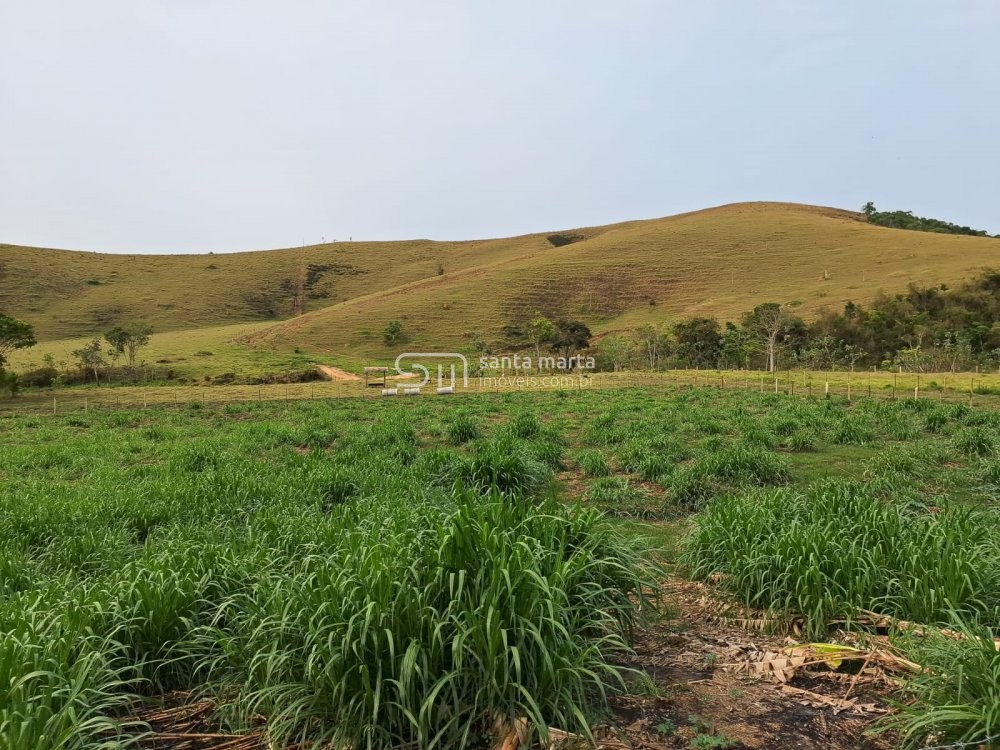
[246,202,1000,359]
[0,235,560,340]
[4,202,998,369]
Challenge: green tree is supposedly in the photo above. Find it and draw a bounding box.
[862,201,876,220]
[0,370,18,398]
[526,315,556,370]
[672,317,722,368]
[72,338,106,385]
[799,334,840,370]
[741,303,802,372]
[0,314,36,367]
[599,335,634,372]
[719,322,758,369]
[636,323,669,370]
[105,323,153,371]
[383,320,403,346]
[550,319,592,360]
[843,343,866,371]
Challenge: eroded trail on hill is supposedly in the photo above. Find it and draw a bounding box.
[314,364,361,381]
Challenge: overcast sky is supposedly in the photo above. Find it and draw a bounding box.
[1,1,998,254]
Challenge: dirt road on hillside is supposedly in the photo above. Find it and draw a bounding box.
[314,365,361,381]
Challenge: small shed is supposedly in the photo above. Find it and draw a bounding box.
[364,367,389,388]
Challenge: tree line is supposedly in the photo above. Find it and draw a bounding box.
[862,202,997,238]
[595,271,1000,373]
[0,314,37,396]
[0,316,153,393]
[66,323,153,385]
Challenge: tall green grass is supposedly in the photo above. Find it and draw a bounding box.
[3,385,999,748]
[883,619,1000,749]
[213,494,652,748]
[684,479,1000,634]
[577,449,611,477]
[0,396,654,749]
[670,445,790,510]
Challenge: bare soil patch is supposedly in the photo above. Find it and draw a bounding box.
[314,364,361,381]
[597,578,900,750]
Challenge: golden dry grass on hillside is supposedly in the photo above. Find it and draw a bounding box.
[3,202,997,366]
[0,234,562,340]
[248,202,1000,359]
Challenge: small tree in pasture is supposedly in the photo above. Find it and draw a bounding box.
[741,303,802,373]
[636,323,669,370]
[72,338,106,385]
[550,319,592,360]
[599,335,633,372]
[383,320,403,346]
[672,317,722,368]
[0,314,36,367]
[105,323,152,371]
[526,315,555,370]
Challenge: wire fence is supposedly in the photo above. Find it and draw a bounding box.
[1,369,998,417]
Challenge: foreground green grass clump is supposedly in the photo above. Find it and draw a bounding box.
[3,386,1000,748]
[0,399,651,749]
[684,479,1000,632]
[887,620,1000,749]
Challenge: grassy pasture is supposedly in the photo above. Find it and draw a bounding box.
[1,387,999,747]
[4,321,314,382]
[0,394,652,749]
[4,367,1000,417]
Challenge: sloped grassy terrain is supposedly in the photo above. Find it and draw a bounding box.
[247,202,1000,357]
[6,203,1000,357]
[1,388,999,748]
